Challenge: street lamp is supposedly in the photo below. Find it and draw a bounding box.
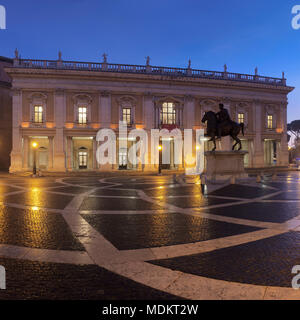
[158,144,162,175]
[32,142,38,176]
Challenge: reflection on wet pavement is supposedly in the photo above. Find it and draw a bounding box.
[0,206,84,250]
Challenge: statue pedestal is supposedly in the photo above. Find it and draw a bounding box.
[204,151,248,182]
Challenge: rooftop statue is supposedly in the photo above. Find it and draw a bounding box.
[103,53,108,63]
[14,48,19,59]
[201,103,244,151]
[146,56,150,66]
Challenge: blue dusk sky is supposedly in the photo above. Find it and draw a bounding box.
[0,0,299,122]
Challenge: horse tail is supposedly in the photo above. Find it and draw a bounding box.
[240,123,244,136]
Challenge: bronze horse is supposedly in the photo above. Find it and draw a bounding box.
[202,111,244,151]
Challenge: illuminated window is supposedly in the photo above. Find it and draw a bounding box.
[267,115,273,129]
[238,113,244,124]
[78,107,87,124]
[122,108,131,125]
[34,106,43,123]
[161,102,176,125]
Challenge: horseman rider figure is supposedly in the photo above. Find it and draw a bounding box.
[216,103,231,140]
[201,103,244,151]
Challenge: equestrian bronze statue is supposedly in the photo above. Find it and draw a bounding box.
[201,103,244,151]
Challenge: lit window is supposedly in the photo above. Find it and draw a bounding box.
[161,102,176,125]
[267,115,273,129]
[34,106,43,123]
[78,107,87,124]
[238,113,244,124]
[122,108,131,125]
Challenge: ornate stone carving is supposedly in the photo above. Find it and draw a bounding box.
[54,89,65,96]
[154,95,183,104]
[117,95,137,105]
[100,90,110,97]
[28,92,47,103]
[199,99,218,108]
[72,93,92,104]
[184,95,194,103]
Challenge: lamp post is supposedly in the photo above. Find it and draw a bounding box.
[32,142,38,176]
[158,144,162,175]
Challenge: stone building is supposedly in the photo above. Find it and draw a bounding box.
[0,56,12,171]
[5,52,294,173]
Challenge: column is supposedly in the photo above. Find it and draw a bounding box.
[23,136,29,170]
[221,100,232,151]
[144,94,155,171]
[276,140,281,166]
[48,136,54,170]
[170,139,175,169]
[143,93,155,130]
[100,91,111,128]
[252,100,264,167]
[53,90,66,171]
[66,136,73,171]
[93,137,98,170]
[183,95,195,129]
[279,102,289,166]
[9,89,23,173]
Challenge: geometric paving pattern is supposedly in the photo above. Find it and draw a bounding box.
[0,172,300,299]
[82,213,262,250]
[150,231,300,287]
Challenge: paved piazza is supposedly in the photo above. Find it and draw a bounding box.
[0,173,300,299]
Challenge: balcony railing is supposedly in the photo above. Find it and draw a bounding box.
[12,58,287,86]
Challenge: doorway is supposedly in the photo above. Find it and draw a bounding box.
[78,148,88,169]
[119,148,127,170]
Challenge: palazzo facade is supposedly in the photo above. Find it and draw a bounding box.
[5,53,294,173]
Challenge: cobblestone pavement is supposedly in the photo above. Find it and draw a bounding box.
[0,173,300,299]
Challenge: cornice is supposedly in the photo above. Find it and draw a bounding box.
[6,67,294,94]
